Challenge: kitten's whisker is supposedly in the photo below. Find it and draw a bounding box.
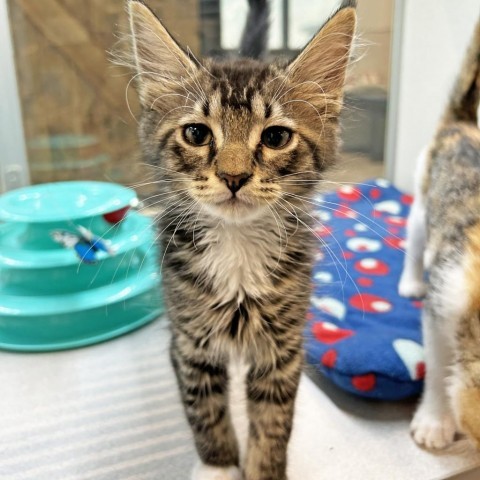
[265,73,287,88]
[278,181,319,185]
[137,195,194,277]
[283,195,350,289]
[172,199,199,248]
[264,205,286,278]
[122,69,199,122]
[284,191,389,236]
[192,204,204,250]
[283,192,408,264]
[318,179,385,217]
[180,74,207,105]
[318,179,379,189]
[150,92,195,110]
[155,105,196,128]
[272,170,319,180]
[157,71,202,103]
[275,80,329,103]
[150,193,191,222]
[182,61,209,104]
[129,179,192,189]
[279,196,350,306]
[124,71,144,124]
[271,71,293,103]
[277,197,353,310]
[129,195,192,282]
[110,192,190,286]
[73,191,184,275]
[186,46,216,79]
[138,188,193,209]
[314,198,406,249]
[279,99,326,139]
[139,163,196,179]
[161,200,199,272]
[270,202,289,246]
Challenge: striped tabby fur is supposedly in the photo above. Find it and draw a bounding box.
[126,1,356,478]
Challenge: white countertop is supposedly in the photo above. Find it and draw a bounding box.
[230,363,480,480]
[1,318,479,480]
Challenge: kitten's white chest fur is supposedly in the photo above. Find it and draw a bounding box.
[196,219,277,303]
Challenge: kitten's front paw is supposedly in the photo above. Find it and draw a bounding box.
[192,463,242,480]
[398,274,427,299]
[410,406,456,449]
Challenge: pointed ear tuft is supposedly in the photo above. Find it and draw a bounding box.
[127,0,198,107]
[287,7,356,98]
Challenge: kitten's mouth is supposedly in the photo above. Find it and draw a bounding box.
[225,196,242,205]
[214,195,246,206]
[204,194,267,223]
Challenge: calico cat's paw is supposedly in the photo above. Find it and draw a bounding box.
[192,464,242,480]
[398,274,427,298]
[410,406,456,449]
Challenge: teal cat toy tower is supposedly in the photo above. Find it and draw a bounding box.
[0,181,163,351]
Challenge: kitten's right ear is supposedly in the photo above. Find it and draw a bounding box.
[127,0,198,107]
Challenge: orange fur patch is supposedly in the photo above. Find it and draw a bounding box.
[465,223,480,311]
[458,387,480,449]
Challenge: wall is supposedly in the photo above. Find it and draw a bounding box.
[388,0,479,192]
[354,0,394,89]
[0,0,29,192]
[7,0,199,189]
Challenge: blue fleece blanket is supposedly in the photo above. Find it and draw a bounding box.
[305,179,424,400]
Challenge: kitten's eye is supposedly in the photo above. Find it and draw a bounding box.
[183,124,212,146]
[261,126,292,149]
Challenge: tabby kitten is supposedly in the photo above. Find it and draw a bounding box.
[399,17,480,450]
[127,1,356,478]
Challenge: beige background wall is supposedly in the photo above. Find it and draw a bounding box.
[353,0,394,89]
[8,0,199,188]
[388,0,479,192]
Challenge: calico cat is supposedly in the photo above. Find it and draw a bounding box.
[126,1,356,478]
[399,18,480,450]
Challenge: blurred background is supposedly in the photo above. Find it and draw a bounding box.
[1,0,392,195]
[1,0,478,194]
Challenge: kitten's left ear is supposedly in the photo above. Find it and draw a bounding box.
[287,4,356,98]
[127,0,198,107]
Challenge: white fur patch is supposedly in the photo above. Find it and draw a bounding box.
[410,403,456,449]
[411,145,430,199]
[398,147,429,299]
[192,464,242,480]
[410,314,457,449]
[433,259,469,327]
[195,219,278,302]
[398,277,427,299]
[409,253,470,450]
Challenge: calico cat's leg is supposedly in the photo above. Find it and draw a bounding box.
[411,302,456,449]
[170,334,241,480]
[243,348,302,480]
[399,148,429,298]
[399,195,427,298]
[449,311,480,450]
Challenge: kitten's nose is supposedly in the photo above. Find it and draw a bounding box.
[218,172,252,194]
